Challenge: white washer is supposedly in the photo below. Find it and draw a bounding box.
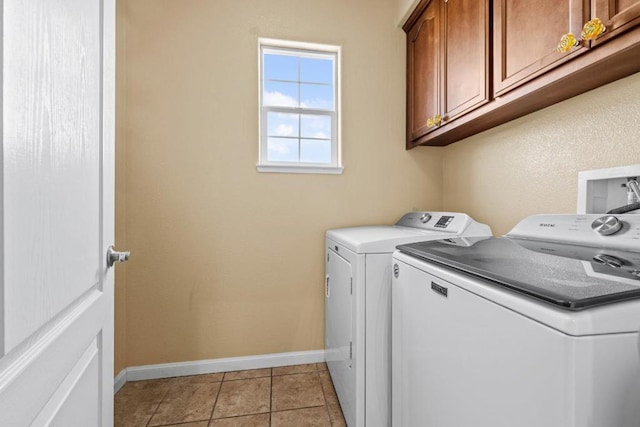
[392,214,640,427]
[325,212,492,427]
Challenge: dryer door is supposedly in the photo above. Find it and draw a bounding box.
[326,247,354,426]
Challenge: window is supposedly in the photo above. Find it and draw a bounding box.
[258,38,342,174]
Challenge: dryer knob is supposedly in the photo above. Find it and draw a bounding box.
[591,215,623,236]
[420,213,432,224]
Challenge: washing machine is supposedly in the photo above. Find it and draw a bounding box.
[325,212,492,427]
[392,214,640,427]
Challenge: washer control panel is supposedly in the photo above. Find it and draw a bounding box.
[507,214,640,252]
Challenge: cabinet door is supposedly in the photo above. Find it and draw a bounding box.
[493,0,589,96]
[407,0,441,144]
[591,0,640,46]
[441,0,490,121]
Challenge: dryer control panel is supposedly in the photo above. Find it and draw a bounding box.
[395,212,480,234]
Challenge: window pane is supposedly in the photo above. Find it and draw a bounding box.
[301,115,331,139]
[300,139,331,164]
[300,57,333,84]
[267,137,299,162]
[264,81,298,107]
[264,53,298,81]
[267,112,299,137]
[300,84,333,110]
[259,42,339,171]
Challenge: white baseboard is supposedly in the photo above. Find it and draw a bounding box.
[114,369,127,393]
[114,349,325,393]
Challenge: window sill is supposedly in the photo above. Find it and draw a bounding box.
[256,164,344,175]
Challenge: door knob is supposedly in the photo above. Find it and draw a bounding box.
[107,246,130,268]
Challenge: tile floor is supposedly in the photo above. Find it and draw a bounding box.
[115,362,346,427]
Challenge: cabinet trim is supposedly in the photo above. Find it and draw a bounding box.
[403,0,436,31]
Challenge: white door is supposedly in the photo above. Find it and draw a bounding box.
[0,0,116,425]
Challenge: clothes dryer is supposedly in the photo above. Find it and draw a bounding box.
[325,212,492,427]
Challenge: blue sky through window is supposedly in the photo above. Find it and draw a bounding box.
[300,58,333,84]
[263,48,335,164]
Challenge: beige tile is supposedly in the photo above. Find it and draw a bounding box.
[318,371,338,406]
[272,363,317,376]
[327,402,347,427]
[223,368,271,381]
[162,423,210,427]
[212,377,271,419]
[114,379,172,427]
[316,362,328,371]
[271,407,332,427]
[271,372,325,411]
[149,382,221,426]
[173,373,224,386]
[209,413,270,427]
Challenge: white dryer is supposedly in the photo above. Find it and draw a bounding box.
[392,214,640,427]
[325,212,492,427]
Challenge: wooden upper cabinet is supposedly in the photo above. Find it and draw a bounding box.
[403,0,640,148]
[406,0,440,144]
[590,0,640,46]
[405,0,489,147]
[442,0,490,121]
[493,0,590,96]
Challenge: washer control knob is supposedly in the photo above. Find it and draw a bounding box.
[420,213,432,224]
[591,215,623,236]
[592,254,623,268]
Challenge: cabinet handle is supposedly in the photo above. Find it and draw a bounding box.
[557,32,579,52]
[426,114,443,128]
[581,18,606,41]
[558,18,607,52]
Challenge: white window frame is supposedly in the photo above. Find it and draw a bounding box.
[257,38,343,174]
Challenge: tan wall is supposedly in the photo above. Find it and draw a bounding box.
[116,0,639,371]
[443,72,640,236]
[118,0,442,367]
